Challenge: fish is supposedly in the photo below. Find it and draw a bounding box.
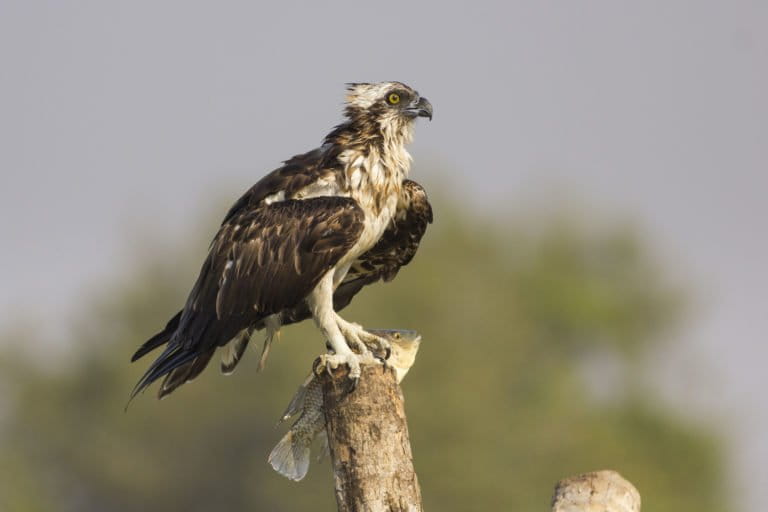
[268,329,422,481]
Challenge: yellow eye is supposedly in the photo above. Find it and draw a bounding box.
[387,93,400,105]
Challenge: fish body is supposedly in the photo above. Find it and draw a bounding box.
[268,329,421,481]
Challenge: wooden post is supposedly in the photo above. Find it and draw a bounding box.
[551,470,641,512]
[319,363,423,512]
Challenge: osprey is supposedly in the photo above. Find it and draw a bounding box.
[130,82,433,399]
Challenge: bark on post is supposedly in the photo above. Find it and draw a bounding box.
[551,470,641,512]
[319,363,422,512]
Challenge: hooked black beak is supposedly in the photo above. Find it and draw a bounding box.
[406,96,433,121]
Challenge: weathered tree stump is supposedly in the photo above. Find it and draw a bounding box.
[551,470,641,512]
[319,363,422,512]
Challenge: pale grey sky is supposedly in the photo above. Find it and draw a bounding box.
[1,1,766,509]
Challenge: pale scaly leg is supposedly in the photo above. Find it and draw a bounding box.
[308,272,379,380]
[329,262,390,359]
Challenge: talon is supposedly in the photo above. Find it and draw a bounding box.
[373,347,390,364]
[316,353,342,377]
[365,332,392,359]
[324,316,392,383]
[348,358,361,380]
[317,350,368,383]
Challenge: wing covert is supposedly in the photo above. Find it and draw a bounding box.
[130,196,363,399]
[210,197,364,318]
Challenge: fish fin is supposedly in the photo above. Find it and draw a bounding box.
[278,372,315,423]
[316,430,329,462]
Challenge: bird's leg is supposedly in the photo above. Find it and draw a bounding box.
[329,264,390,359]
[308,273,378,381]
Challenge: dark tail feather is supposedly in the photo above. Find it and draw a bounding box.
[158,349,215,399]
[131,310,182,362]
[127,344,198,405]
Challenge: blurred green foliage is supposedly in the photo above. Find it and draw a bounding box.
[0,198,724,511]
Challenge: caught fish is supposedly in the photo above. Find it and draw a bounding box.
[268,329,422,481]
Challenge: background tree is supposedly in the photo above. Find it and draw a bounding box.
[0,194,724,512]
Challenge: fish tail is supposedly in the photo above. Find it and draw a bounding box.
[268,431,311,481]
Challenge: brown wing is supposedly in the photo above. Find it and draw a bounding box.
[130,196,363,399]
[130,149,327,364]
[345,179,433,284]
[279,180,433,326]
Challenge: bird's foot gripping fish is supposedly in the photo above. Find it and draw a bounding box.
[268,329,421,481]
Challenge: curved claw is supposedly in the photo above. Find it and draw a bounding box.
[373,346,391,365]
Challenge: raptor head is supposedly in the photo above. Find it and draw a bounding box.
[344,82,433,134]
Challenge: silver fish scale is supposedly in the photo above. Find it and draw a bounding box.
[290,378,325,444]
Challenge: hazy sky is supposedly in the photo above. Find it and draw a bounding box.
[1,1,766,509]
